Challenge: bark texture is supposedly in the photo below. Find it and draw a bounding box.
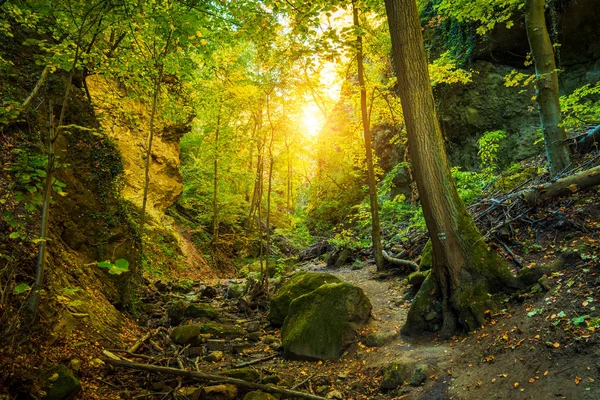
[384,0,520,337]
[525,0,571,176]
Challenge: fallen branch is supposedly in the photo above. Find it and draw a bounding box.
[232,353,277,368]
[569,125,600,155]
[519,165,600,206]
[103,359,326,400]
[21,65,51,113]
[382,250,418,271]
[128,327,166,353]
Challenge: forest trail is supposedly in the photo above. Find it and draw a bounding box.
[95,257,599,399]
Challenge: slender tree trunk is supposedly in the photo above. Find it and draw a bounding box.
[525,0,571,176]
[384,0,521,338]
[353,1,385,271]
[263,94,276,289]
[212,106,222,247]
[139,67,163,256]
[27,39,81,320]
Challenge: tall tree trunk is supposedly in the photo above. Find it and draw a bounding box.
[353,1,385,271]
[212,106,222,247]
[139,66,164,256]
[264,94,276,289]
[384,0,521,338]
[28,40,81,320]
[525,0,571,176]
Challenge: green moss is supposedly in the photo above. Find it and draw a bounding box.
[268,271,342,327]
[221,368,261,382]
[44,365,81,400]
[419,240,432,271]
[170,324,202,346]
[281,282,371,360]
[402,273,437,336]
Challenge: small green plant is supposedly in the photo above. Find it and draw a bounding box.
[527,308,544,317]
[97,259,130,275]
[478,130,507,172]
[14,283,31,294]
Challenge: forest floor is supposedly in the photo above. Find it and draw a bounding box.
[88,236,600,400]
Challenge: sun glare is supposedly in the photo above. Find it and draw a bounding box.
[302,104,325,138]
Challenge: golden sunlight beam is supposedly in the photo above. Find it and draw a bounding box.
[302,103,325,138]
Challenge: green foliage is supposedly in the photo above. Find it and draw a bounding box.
[14,283,31,294]
[435,0,524,35]
[428,51,472,86]
[97,259,130,275]
[560,82,600,129]
[478,130,507,171]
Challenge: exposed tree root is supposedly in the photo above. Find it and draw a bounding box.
[382,250,418,271]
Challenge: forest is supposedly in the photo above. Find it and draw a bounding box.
[1,0,600,398]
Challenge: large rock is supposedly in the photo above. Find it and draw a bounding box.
[268,272,342,327]
[171,325,202,346]
[185,303,218,319]
[281,282,371,360]
[43,365,81,400]
[381,358,418,390]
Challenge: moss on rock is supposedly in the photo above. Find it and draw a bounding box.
[221,368,260,382]
[170,324,202,346]
[281,282,371,360]
[380,358,418,390]
[43,365,81,400]
[243,392,278,400]
[268,271,342,327]
[185,303,218,319]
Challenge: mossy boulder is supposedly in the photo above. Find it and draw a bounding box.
[43,365,81,400]
[226,283,245,299]
[167,300,188,326]
[185,303,218,319]
[517,258,565,286]
[381,358,418,390]
[419,240,432,271]
[281,282,372,360]
[200,322,245,339]
[171,324,202,346]
[221,368,260,382]
[243,391,278,400]
[268,271,342,327]
[327,248,353,269]
[363,330,397,347]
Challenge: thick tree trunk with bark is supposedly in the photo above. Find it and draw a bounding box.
[353,1,385,271]
[384,0,521,338]
[525,0,571,176]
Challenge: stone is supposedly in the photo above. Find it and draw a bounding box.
[381,358,418,390]
[262,335,277,345]
[243,392,277,400]
[261,374,280,385]
[43,365,81,400]
[200,322,245,339]
[226,284,245,299]
[200,384,237,400]
[168,300,189,326]
[410,364,434,386]
[67,359,81,372]
[220,368,260,382]
[281,282,372,360]
[327,248,353,269]
[171,325,202,346]
[247,332,262,342]
[206,339,227,351]
[327,390,343,399]
[268,272,342,327]
[199,285,217,298]
[363,330,397,347]
[204,351,224,363]
[246,321,261,332]
[186,303,219,320]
